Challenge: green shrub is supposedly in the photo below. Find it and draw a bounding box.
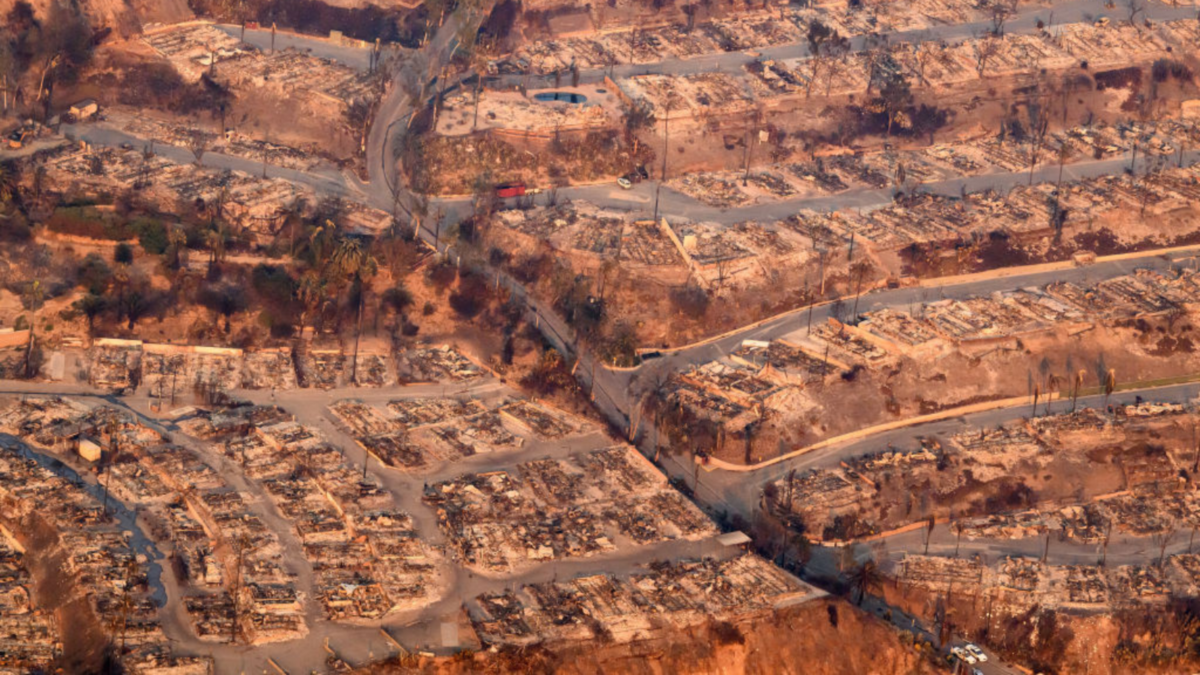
[131,217,168,254]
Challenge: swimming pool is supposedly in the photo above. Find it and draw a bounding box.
[533,91,588,104]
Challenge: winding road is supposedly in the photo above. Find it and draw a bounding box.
[12,0,1200,670]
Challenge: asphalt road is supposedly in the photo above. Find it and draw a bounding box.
[59,123,359,199]
[564,148,1200,225]
[23,4,1200,668]
[858,596,1021,675]
[678,381,1200,556]
[590,245,1200,437]
[497,0,1200,88]
[0,377,742,675]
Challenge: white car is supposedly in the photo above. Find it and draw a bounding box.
[950,647,977,665]
[965,644,988,662]
[616,177,633,190]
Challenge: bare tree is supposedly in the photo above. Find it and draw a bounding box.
[189,135,209,166]
[989,1,1013,35]
[971,34,1001,78]
[1154,523,1177,568]
[1027,97,1051,184]
[911,39,943,88]
[1125,0,1146,26]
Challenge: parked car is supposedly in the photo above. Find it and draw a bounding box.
[950,647,977,665]
[616,177,633,190]
[965,644,987,662]
[494,182,526,198]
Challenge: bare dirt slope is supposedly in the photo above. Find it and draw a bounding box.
[1,510,111,673]
[0,0,192,36]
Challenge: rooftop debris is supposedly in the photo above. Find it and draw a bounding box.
[424,445,717,574]
[469,553,816,645]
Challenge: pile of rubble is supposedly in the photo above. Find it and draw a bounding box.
[424,445,716,574]
[0,397,306,645]
[470,553,815,645]
[822,266,1200,360]
[84,339,486,396]
[143,23,376,108]
[101,111,328,173]
[143,345,244,398]
[241,349,297,390]
[618,73,753,121]
[730,339,835,385]
[191,403,447,622]
[38,144,309,240]
[667,120,1196,230]
[0,418,212,671]
[0,537,60,672]
[493,0,995,75]
[436,88,615,136]
[898,554,1200,610]
[768,402,1200,544]
[395,345,484,383]
[86,339,143,390]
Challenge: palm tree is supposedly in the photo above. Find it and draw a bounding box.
[1072,369,1086,412]
[410,196,430,242]
[308,220,337,268]
[204,224,227,267]
[1046,374,1062,415]
[470,47,490,131]
[165,225,187,269]
[331,237,378,385]
[23,280,43,313]
[295,270,326,335]
[849,560,883,606]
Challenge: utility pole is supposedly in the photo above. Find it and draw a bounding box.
[804,277,814,335]
[100,451,112,516]
[741,108,760,186]
[850,265,865,325]
[351,288,364,386]
[653,100,671,223]
[818,248,827,295]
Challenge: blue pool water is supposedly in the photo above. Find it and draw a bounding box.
[533,91,588,104]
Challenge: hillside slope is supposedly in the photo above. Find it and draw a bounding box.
[0,0,193,36]
[364,599,946,675]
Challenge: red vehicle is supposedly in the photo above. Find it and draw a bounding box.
[495,182,527,199]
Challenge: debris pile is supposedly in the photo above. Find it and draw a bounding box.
[424,445,717,574]
[469,553,815,645]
